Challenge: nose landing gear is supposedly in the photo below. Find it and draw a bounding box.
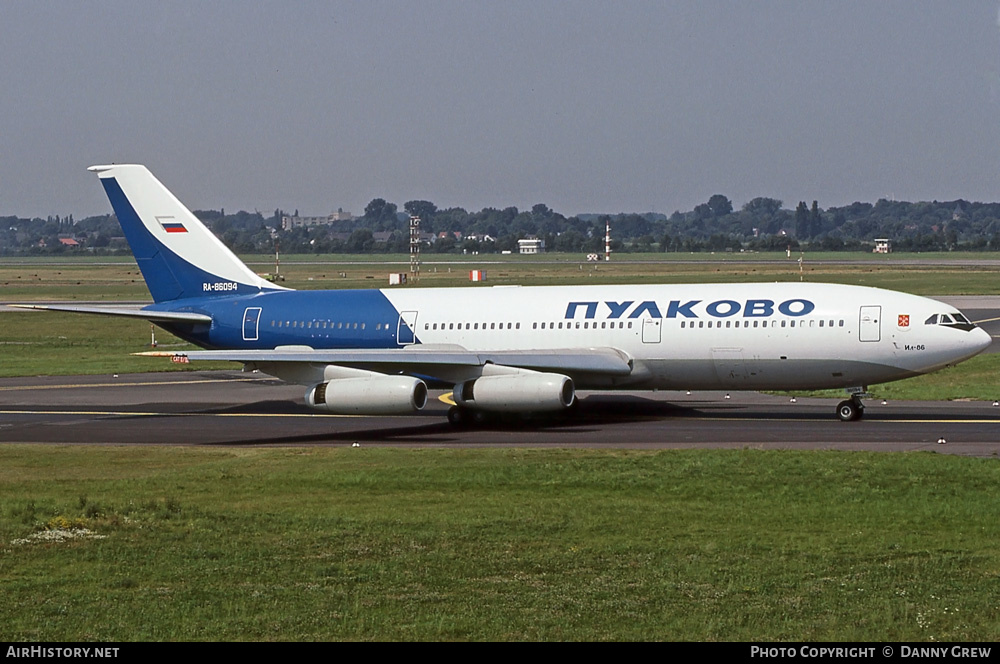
[836,393,866,422]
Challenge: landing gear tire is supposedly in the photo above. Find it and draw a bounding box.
[448,406,489,427]
[447,406,467,427]
[836,399,864,422]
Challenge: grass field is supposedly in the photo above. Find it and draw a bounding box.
[2,446,999,641]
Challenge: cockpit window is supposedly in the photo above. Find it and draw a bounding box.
[925,311,976,329]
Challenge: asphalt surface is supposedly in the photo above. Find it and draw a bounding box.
[3,371,1000,456]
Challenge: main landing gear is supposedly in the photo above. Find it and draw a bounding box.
[836,395,865,422]
[447,406,489,427]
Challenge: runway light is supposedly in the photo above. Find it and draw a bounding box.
[686,391,691,395]
[351,442,360,448]
[881,400,888,405]
[993,401,999,407]
[937,437,947,445]
[725,393,731,400]
[790,397,797,403]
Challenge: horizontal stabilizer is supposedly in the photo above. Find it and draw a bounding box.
[11,303,212,323]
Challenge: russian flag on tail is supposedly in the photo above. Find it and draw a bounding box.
[156,216,188,233]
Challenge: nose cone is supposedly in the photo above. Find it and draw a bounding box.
[971,326,993,355]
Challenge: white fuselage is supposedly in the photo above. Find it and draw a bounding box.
[371,281,990,391]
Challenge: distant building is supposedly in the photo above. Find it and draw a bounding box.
[873,238,892,254]
[518,236,545,254]
[281,209,354,231]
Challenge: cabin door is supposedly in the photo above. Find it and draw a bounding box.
[242,307,262,342]
[397,310,419,346]
[642,318,662,343]
[859,305,881,342]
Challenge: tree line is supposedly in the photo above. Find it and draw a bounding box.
[5,194,1000,256]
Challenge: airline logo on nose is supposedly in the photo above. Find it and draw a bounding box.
[898,314,910,328]
[156,216,188,233]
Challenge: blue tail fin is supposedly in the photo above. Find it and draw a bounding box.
[89,164,286,303]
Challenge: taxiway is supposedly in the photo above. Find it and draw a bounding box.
[2,371,1000,456]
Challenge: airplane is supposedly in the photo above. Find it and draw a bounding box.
[17,164,993,424]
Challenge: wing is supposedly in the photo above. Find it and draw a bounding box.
[136,345,634,385]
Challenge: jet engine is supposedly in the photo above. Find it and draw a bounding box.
[306,376,428,415]
[453,372,575,412]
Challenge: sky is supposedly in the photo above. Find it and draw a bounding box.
[3,1,1000,219]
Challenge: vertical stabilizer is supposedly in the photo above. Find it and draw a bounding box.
[88,164,286,302]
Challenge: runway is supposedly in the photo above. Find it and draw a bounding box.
[3,371,1000,455]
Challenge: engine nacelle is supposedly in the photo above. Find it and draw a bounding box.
[306,376,428,415]
[453,373,575,413]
